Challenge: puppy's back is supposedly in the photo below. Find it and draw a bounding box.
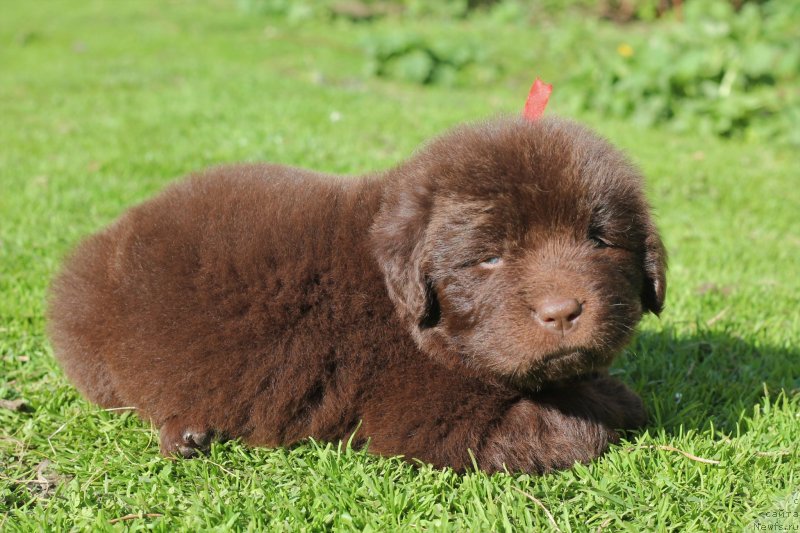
[47,164,370,424]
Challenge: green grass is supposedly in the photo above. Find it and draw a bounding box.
[1,1,798,531]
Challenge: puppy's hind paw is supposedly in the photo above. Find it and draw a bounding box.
[159,419,215,458]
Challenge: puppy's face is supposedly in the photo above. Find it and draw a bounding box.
[372,117,666,389]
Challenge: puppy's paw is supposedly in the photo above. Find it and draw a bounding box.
[159,418,214,458]
[576,375,648,431]
[477,399,617,473]
[477,378,646,474]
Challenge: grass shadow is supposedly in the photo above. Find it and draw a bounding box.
[621,327,798,435]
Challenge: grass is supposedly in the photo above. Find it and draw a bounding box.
[1,1,798,531]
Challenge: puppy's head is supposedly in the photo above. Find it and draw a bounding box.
[371,117,666,389]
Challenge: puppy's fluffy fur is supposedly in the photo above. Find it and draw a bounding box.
[48,117,666,473]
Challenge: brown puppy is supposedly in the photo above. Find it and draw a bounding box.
[47,117,666,473]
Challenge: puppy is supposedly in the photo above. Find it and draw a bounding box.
[47,116,666,473]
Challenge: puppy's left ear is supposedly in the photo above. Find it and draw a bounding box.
[641,225,667,315]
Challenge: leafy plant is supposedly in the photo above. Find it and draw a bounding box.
[560,0,800,144]
[363,32,500,86]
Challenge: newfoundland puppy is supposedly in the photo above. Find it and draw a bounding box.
[48,116,666,473]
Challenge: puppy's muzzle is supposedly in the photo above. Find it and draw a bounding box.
[532,297,582,334]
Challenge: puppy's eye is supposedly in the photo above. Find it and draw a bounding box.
[479,256,503,267]
[588,228,613,248]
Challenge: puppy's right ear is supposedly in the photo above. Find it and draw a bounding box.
[370,177,436,331]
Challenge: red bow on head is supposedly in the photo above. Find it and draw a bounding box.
[522,78,552,121]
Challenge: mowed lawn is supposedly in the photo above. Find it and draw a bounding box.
[1,1,798,531]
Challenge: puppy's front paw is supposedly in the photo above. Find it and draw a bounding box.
[477,399,616,473]
[477,379,645,473]
[159,418,214,458]
[575,375,647,431]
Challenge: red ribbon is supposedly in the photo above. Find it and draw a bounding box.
[522,78,552,121]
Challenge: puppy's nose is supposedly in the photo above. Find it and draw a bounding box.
[534,297,582,333]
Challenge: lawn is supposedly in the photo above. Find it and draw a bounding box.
[1,1,798,531]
